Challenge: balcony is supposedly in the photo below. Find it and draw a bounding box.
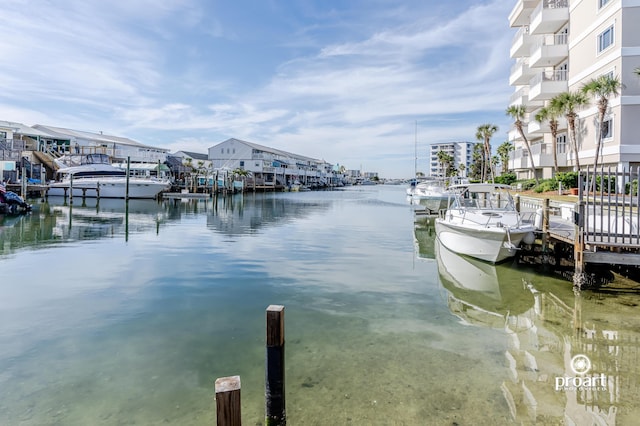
[529,33,568,68]
[530,0,569,35]
[510,26,532,58]
[528,118,550,135]
[530,143,566,168]
[509,58,534,86]
[509,0,538,28]
[509,87,544,111]
[528,69,568,101]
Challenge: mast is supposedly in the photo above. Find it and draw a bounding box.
[414,120,417,178]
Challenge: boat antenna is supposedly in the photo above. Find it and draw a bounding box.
[414,120,418,178]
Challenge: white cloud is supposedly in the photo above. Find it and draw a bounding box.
[0,0,516,178]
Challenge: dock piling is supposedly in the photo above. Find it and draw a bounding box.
[215,375,242,426]
[265,305,286,426]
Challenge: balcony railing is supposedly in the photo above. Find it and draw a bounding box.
[532,32,568,49]
[511,25,530,45]
[530,69,568,86]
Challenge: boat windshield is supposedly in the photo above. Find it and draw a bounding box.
[453,188,514,210]
[81,153,111,165]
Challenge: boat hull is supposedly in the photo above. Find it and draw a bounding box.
[47,178,169,199]
[435,219,534,263]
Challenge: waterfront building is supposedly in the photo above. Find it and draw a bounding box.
[428,141,474,177]
[208,138,346,187]
[1,121,52,181]
[32,124,169,164]
[172,151,213,171]
[508,0,640,180]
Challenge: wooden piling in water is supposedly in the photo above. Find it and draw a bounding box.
[574,200,586,289]
[541,198,550,251]
[215,375,242,426]
[265,305,285,426]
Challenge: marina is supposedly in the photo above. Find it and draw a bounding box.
[1,185,640,424]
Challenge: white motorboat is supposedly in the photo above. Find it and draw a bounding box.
[47,154,171,199]
[407,178,450,213]
[435,183,535,263]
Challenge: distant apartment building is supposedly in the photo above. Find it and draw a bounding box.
[508,0,640,180]
[428,141,475,177]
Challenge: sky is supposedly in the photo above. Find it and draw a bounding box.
[1,0,516,179]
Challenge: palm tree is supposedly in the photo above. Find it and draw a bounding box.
[436,150,453,178]
[505,105,538,184]
[496,141,514,175]
[635,67,640,77]
[475,124,499,182]
[581,74,622,176]
[457,163,466,178]
[550,91,589,171]
[535,102,562,174]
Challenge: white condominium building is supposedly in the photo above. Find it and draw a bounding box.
[428,141,474,177]
[508,0,640,179]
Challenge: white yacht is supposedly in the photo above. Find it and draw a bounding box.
[47,154,171,199]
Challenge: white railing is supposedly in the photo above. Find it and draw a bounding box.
[530,69,568,86]
[511,25,530,45]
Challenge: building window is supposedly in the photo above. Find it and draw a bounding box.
[598,25,614,53]
[556,134,567,154]
[240,161,244,167]
[601,118,613,140]
[598,0,610,9]
[221,148,224,154]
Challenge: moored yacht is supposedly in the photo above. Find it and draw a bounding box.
[435,183,535,263]
[47,154,171,199]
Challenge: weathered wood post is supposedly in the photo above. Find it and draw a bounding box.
[574,200,586,290]
[125,156,131,200]
[514,194,520,213]
[215,375,242,426]
[20,166,27,199]
[542,198,550,251]
[69,174,74,204]
[265,305,285,425]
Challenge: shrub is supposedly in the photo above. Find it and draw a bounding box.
[555,172,578,189]
[495,173,516,185]
[625,179,638,195]
[520,179,538,191]
[534,179,558,193]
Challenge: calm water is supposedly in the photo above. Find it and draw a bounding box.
[1,185,640,425]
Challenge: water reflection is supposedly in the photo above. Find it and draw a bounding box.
[413,215,437,259]
[435,237,640,425]
[206,192,330,235]
[1,193,332,256]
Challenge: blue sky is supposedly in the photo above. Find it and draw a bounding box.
[1,0,515,179]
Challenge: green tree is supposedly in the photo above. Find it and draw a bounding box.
[581,74,622,176]
[635,67,640,77]
[506,105,538,184]
[468,143,484,181]
[457,163,466,177]
[552,91,589,171]
[475,124,499,182]
[535,101,562,174]
[436,150,453,177]
[496,141,514,175]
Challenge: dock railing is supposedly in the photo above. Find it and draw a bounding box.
[581,166,640,248]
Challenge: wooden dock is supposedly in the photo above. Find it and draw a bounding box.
[416,167,640,289]
[518,168,640,288]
